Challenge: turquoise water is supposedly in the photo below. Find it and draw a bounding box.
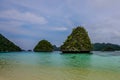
[0,51,120,80]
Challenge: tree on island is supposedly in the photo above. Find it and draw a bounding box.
[0,34,21,52]
[102,46,115,51]
[34,40,53,52]
[93,43,120,51]
[61,26,92,53]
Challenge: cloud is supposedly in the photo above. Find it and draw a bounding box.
[50,27,68,31]
[0,21,46,38]
[0,9,47,24]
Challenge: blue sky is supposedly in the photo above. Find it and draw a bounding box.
[0,0,120,50]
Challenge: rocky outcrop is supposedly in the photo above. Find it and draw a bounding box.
[61,26,92,53]
[34,40,53,52]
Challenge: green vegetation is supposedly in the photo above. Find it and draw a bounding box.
[0,34,22,52]
[61,26,92,52]
[93,43,120,51]
[34,40,53,52]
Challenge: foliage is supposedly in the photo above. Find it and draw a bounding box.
[0,34,22,52]
[93,43,120,51]
[61,26,92,52]
[34,40,53,52]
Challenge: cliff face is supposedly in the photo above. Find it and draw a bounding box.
[61,26,92,53]
[34,40,53,52]
[0,34,21,52]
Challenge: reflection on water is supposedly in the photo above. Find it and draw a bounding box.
[0,51,120,80]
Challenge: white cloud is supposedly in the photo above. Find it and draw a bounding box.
[0,9,47,24]
[0,21,44,37]
[50,27,68,31]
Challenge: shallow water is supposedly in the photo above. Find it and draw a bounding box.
[0,51,120,80]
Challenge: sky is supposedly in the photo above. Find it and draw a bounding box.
[0,0,120,50]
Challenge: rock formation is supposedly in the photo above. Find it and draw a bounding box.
[34,40,53,52]
[61,26,92,53]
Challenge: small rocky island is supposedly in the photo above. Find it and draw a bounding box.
[34,40,53,52]
[0,34,22,52]
[61,26,92,53]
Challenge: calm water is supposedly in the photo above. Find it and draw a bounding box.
[0,51,120,80]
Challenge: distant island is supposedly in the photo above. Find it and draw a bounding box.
[0,34,22,52]
[93,43,120,51]
[61,26,92,53]
[34,40,53,52]
[53,45,60,51]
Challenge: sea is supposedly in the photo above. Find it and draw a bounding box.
[0,51,120,80]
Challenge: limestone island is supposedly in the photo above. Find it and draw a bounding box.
[34,40,53,52]
[0,34,22,52]
[60,26,92,53]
